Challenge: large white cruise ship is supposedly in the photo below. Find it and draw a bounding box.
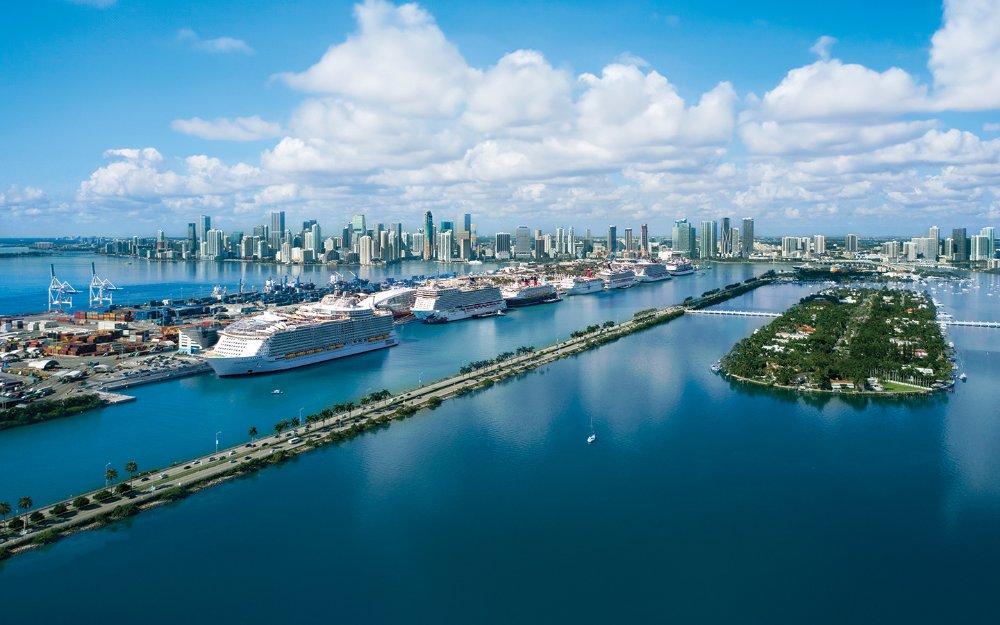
[501,280,561,307]
[633,260,672,283]
[598,267,636,289]
[666,258,695,276]
[412,279,506,323]
[558,274,605,295]
[203,294,397,376]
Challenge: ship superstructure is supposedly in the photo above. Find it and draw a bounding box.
[633,260,672,283]
[598,267,636,289]
[204,294,396,376]
[501,277,561,307]
[412,279,506,323]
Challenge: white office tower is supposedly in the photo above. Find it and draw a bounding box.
[971,235,992,261]
[359,235,374,265]
[437,230,454,262]
[980,227,996,259]
[845,233,859,253]
[813,235,826,255]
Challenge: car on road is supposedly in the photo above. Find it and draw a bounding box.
[193,460,201,465]
[183,465,191,469]
[159,473,168,479]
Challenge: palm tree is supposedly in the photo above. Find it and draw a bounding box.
[105,467,118,488]
[0,501,10,529]
[248,426,258,443]
[125,461,138,487]
[274,421,287,436]
[18,496,32,530]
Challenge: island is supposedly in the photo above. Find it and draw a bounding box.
[720,287,953,393]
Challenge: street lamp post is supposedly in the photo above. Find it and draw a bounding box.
[215,431,221,454]
[105,461,111,487]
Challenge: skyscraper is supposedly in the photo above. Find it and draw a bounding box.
[671,219,694,256]
[699,221,717,258]
[741,218,754,257]
[624,227,634,256]
[495,233,512,259]
[952,228,969,262]
[845,233,859,253]
[351,214,366,237]
[981,226,995,259]
[186,222,197,251]
[269,211,285,250]
[813,235,826,255]
[607,225,617,255]
[640,224,649,257]
[720,218,732,256]
[197,215,211,251]
[423,211,434,261]
[515,225,531,259]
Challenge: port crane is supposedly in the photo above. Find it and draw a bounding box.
[48,264,78,312]
[88,262,119,308]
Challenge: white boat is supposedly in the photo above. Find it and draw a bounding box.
[598,267,636,289]
[271,389,284,395]
[665,258,695,276]
[203,294,397,376]
[633,260,672,283]
[558,274,605,295]
[412,279,506,323]
[587,413,597,444]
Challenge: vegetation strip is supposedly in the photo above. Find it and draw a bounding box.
[0,272,782,561]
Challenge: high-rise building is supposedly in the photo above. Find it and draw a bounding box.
[607,225,617,255]
[980,226,996,259]
[186,223,197,251]
[699,221,717,258]
[720,218,732,256]
[951,228,969,262]
[515,225,532,259]
[741,218,754,257]
[568,227,576,258]
[813,235,826,256]
[882,240,900,259]
[495,233,512,259]
[781,237,799,258]
[423,211,434,261]
[437,230,453,262]
[351,214,366,237]
[671,219,694,256]
[971,234,992,261]
[624,227,635,256]
[269,211,285,250]
[359,235,373,265]
[730,229,740,255]
[845,233,859,253]
[197,215,212,251]
[640,224,649,257]
[205,228,225,260]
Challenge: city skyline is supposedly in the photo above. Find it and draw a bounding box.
[3,0,1000,236]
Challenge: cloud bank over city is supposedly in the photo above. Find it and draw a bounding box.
[7,0,1000,235]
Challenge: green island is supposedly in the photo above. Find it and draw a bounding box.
[720,287,953,393]
[0,394,107,431]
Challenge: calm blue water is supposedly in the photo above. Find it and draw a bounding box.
[3,258,1000,623]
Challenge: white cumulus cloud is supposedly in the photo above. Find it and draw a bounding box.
[171,116,282,141]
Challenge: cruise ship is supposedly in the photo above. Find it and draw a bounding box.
[598,267,636,289]
[558,274,605,295]
[633,261,672,283]
[501,279,561,307]
[203,294,397,376]
[412,280,506,323]
[666,258,695,276]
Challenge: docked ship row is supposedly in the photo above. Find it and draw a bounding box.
[202,258,696,377]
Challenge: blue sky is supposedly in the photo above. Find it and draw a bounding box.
[2,0,999,236]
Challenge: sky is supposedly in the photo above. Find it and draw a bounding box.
[1,0,999,237]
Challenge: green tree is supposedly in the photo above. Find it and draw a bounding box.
[0,500,10,528]
[290,416,300,428]
[248,426,258,442]
[72,496,90,510]
[105,467,118,488]
[125,460,138,487]
[18,496,32,531]
[274,421,287,436]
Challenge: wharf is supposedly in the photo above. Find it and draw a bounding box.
[95,391,136,405]
[100,362,212,391]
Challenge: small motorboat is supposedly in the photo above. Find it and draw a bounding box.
[959,373,968,382]
[272,389,284,395]
[587,433,597,444]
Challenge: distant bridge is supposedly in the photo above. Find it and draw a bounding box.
[941,320,1000,328]
[686,309,781,318]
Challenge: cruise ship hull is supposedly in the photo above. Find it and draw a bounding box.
[505,293,561,307]
[669,268,695,276]
[412,302,506,323]
[205,336,398,376]
[635,273,672,283]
